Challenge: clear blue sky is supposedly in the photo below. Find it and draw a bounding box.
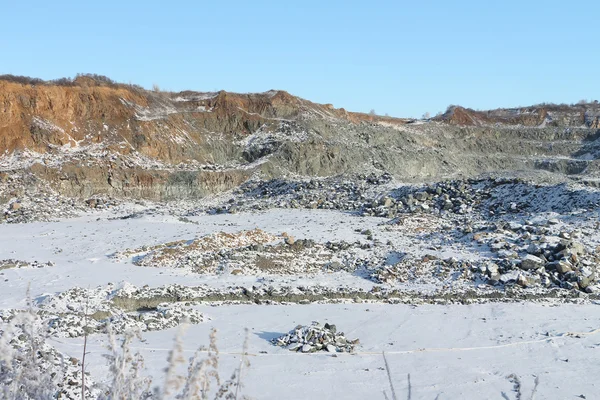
[2,1,599,118]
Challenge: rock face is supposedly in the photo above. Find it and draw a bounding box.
[2,75,600,201]
[435,104,600,127]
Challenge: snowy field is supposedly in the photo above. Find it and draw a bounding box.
[52,303,600,399]
[1,205,600,399]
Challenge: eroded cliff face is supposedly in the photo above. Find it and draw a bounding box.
[0,80,142,153]
[435,104,600,127]
[0,79,407,162]
[1,76,600,201]
[0,77,415,199]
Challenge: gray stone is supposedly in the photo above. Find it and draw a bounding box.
[556,262,573,274]
[414,192,428,202]
[301,344,313,353]
[288,343,302,352]
[499,271,520,284]
[526,244,542,255]
[578,276,591,289]
[497,249,518,259]
[324,323,337,334]
[491,242,507,251]
[485,262,499,276]
[569,242,586,255]
[517,274,529,287]
[520,255,544,270]
[508,222,523,231]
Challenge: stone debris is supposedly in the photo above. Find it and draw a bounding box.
[0,285,208,338]
[110,187,600,293]
[0,313,101,399]
[272,322,358,353]
[1,172,600,348]
[120,234,368,275]
[84,197,118,209]
[0,259,55,270]
[189,176,600,221]
[0,173,123,224]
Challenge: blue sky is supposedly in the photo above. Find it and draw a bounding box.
[2,1,599,117]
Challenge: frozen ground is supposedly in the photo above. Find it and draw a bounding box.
[2,185,600,399]
[0,209,388,309]
[51,303,600,399]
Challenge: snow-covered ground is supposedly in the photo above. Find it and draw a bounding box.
[0,209,387,309]
[52,303,600,399]
[2,203,600,399]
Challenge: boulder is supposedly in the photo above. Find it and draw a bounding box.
[520,255,544,270]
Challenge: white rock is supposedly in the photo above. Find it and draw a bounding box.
[288,343,302,352]
[520,254,544,270]
[301,344,313,353]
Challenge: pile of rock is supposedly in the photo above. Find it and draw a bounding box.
[0,175,88,223]
[272,322,358,353]
[194,173,391,215]
[84,197,118,209]
[191,174,600,222]
[364,179,487,218]
[513,238,598,292]
[473,220,600,292]
[199,177,480,217]
[28,285,208,338]
[0,259,55,270]
[44,302,207,338]
[2,196,84,223]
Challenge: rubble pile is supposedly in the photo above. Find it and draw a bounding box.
[193,176,600,221]
[478,220,600,292]
[195,173,392,215]
[0,285,209,338]
[272,322,358,353]
[0,259,55,270]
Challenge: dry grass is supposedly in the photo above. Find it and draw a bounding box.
[1,296,250,400]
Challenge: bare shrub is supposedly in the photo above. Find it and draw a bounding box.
[0,310,59,400]
[501,373,540,400]
[75,73,118,86]
[48,77,75,86]
[381,352,398,400]
[0,74,45,86]
[152,326,251,400]
[1,294,249,400]
[0,290,96,399]
[0,72,150,93]
[99,327,150,399]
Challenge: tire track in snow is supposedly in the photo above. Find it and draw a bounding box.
[51,327,600,357]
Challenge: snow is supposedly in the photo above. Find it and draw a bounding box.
[51,302,600,399]
[0,209,387,309]
[32,116,65,134]
[119,98,179,121]
[2,204,600,398]
[171,93,218,102]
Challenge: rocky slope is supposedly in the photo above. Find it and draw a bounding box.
[1,74,600,202]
